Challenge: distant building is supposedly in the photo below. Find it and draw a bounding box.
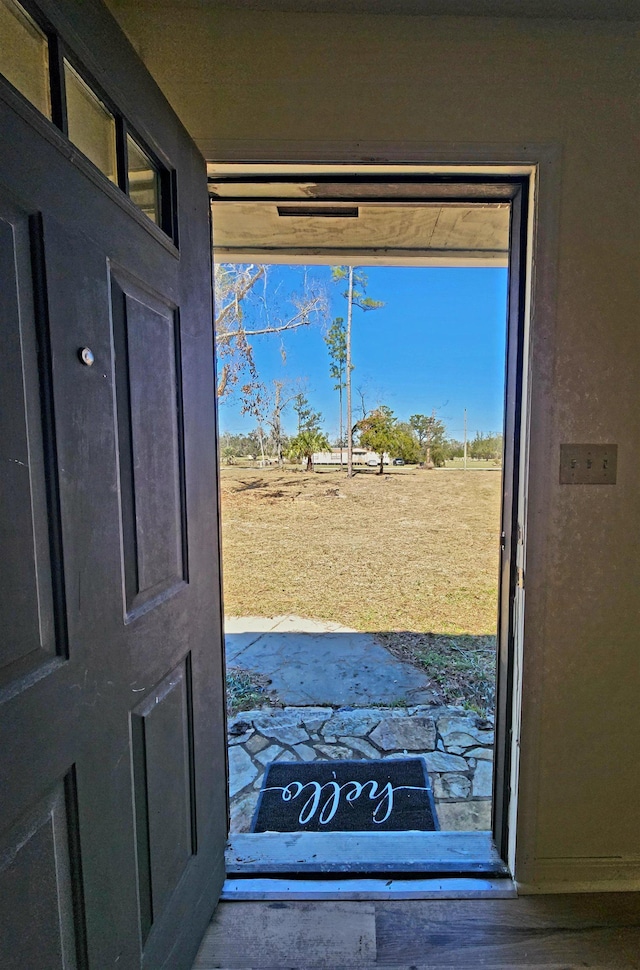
[310,448,390,466]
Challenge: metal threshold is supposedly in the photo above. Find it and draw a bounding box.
[222,875,516,901]
[226,831,509,879]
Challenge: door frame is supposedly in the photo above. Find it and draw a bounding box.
[208,144,561,884]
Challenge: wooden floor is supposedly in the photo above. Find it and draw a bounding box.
[193,893,640,969]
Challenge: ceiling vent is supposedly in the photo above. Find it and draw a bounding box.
[277,206,359,218]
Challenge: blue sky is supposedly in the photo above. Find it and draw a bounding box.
[217,264,508,443]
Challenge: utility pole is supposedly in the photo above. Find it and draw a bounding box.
[463,408,468,471]
[346,266,354,478]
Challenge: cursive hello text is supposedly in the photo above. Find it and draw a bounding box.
[263,773,430,825]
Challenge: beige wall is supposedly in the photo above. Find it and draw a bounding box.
[108,2,640,890]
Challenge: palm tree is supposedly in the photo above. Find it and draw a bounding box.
[286,428,330,472]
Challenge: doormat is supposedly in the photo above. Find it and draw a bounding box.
[251,758,439,833]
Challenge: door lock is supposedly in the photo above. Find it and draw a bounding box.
[79,347,94,367]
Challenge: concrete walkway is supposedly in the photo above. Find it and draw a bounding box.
[225,615,494,834]
[225,615,438,707]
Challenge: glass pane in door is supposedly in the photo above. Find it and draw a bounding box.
[64,60,117,183]
[0,0,51,118]
[127,134,160,225]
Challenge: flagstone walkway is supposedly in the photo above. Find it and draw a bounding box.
[225,616,494,833]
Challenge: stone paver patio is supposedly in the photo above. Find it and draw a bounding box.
[226,616,495,833]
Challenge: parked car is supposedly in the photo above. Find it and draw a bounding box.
[366,458,379,466]
[393,458,405,465]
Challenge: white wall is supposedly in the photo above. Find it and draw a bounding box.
[107,2,640,890]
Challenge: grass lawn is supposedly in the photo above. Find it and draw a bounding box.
[220,464,501,636]
[220,464,501,714]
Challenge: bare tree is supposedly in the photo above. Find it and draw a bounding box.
[355,383,370,421]
[240,380,269,466]
[240,375,307,467]
[265,380,299,467]
[214,264,328,398]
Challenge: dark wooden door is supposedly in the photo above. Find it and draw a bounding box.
[0,3,227,968]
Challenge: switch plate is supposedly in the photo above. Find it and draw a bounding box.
[559,443,617,484]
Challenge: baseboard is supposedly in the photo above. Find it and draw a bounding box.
[517,856,640,894]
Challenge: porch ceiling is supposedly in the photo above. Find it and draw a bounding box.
[211,200,510,266]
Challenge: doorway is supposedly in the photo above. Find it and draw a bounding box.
[210,167,530,881]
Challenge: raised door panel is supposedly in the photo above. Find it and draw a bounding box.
[132,658,195,945]
[0,196,62,692]
[111,270,187,621]
[0,777,86,970]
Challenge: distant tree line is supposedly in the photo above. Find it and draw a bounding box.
[446,431,503,462]
[219,431,267,462]
[220,421,503,469]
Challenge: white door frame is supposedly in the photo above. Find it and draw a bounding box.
[208,143,561,886]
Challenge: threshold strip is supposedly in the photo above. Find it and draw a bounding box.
[226,831,509,877]
[222,876,517,901]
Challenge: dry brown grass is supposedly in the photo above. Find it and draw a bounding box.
[219,464,501,636]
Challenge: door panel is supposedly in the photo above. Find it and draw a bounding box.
[0,199,60,684]
[0,205,48,670]
[0,4,227,966]
[131,659,196,943]
[0,778,83,970]
[111,270,188,617]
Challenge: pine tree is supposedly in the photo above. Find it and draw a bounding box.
[331,267,384,477]
[324,316,348,466]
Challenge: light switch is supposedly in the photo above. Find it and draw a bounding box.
[559,444,617,484]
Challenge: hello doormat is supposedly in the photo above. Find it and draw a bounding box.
[251,758,440,833]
